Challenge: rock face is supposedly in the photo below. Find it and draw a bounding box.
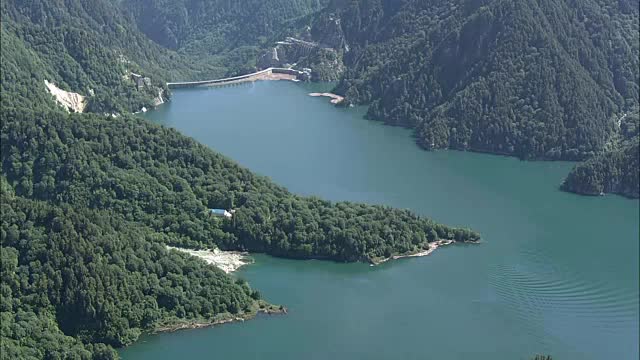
[153,88,165,107]
[257,13,349,81]
[257,37,318,69]
[257,47,281,68]
[44,80,87,113]
[297,47,344,81]
[311,13,348,51]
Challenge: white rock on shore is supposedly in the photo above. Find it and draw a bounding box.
[153,89,165,106]
[372,239,456,266]
[166,246,252,273]
[308,92,344,104]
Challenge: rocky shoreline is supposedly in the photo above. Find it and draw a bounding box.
[309,92,344,104]
[153,303,287,333]
[369,239,478,266]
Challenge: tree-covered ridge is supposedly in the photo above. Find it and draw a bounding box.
[1,184,262,359]
[2,0,170,114]
[331,0,639,161]
[123,0,327,56]
[561,111,639,198]
[1,109,479,263]
[561,138,639,198]
[3,0,286,114]
[120,0,332,79]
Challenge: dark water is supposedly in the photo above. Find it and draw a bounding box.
[121,81,639,360]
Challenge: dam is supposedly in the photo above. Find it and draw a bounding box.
[166,68,307,88]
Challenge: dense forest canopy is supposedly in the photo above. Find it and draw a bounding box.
[561,110,640,198]
[331,0,638,160]
[2,0,318,113]
[123,0,327,54]
[2,0,173,113]
[0,95,478,360]
[1,110,479,262]
[1,185,259,358]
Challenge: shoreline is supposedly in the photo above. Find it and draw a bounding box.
[369,239,477,266]
[153,302,287,334]
[166,245,252,273]
[308,92,344,104]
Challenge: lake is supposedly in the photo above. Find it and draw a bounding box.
[120,81,639,360]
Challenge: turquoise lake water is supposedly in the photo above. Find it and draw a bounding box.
[121,81,639,360]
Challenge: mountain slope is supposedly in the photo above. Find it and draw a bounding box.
[2,0,267,113]
[2,0,172,113]
[331,0,639,161]
[123,0,328,77]
[124,0,326,51]
[1,187,261,358]
[561,110,639,198]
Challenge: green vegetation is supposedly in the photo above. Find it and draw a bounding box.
[561,110,639,198]
[3,0,318,113]
[123,0,327,76]
[562,139,640,198]
[1,185,259,358]
[2,0,170,114]
[331,0,638,162]
[5,0,634,356]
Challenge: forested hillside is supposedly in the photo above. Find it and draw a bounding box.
[2,0,275,113]
[1,0,636,356]
[562,110,639,198]
[123,0,327,77]
[309,0,640,198]
[331,0,638,162]
[2,0,169,113]
[120,0,639,198]
[561,139,639,198]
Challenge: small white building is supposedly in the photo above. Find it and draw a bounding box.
[210,209,233,218]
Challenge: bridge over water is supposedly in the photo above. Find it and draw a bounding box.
[167,68,304,88]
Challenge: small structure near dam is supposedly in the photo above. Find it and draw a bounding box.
[209,209,234,219]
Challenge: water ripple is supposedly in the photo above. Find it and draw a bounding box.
[488,262,639,333]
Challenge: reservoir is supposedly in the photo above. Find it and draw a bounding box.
[121,81,639,360]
